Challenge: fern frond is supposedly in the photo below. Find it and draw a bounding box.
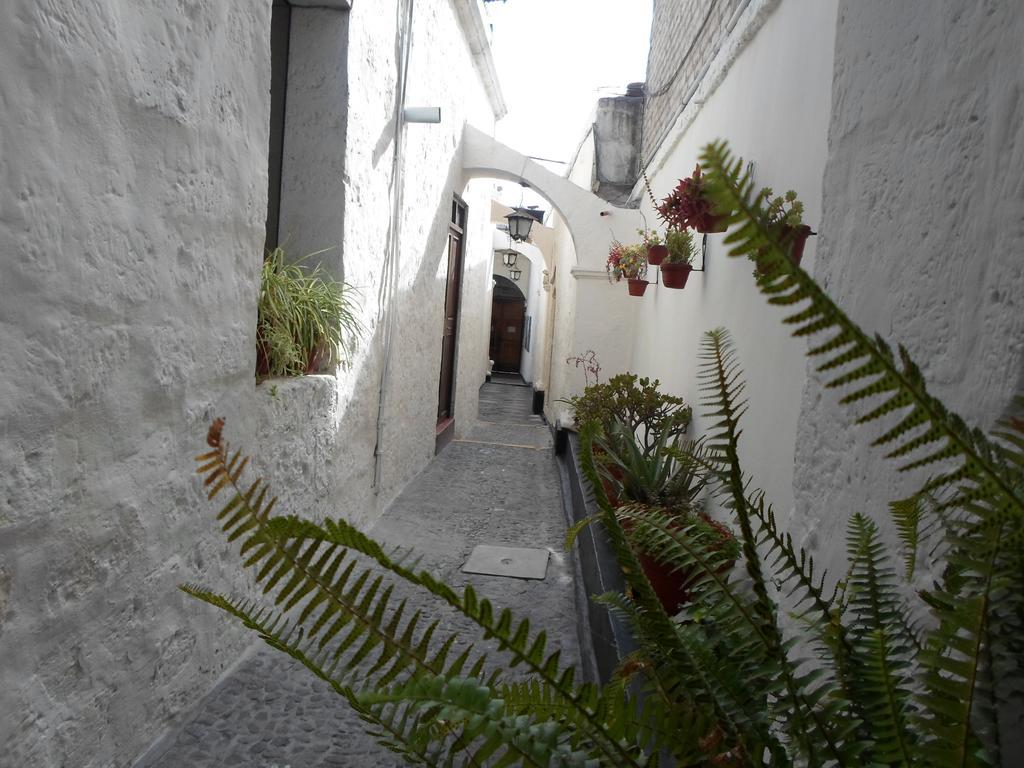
[179,585,441,766]
[360,674,597,768]
[843,513,918,765]
[700,141,1024,532]
[258,513,647,766]
[578,420,779,760]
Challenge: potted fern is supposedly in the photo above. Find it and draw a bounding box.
[660,228,696,289]
[256,247,362,379]
[606,241,648,296]
[638,227,668,266]
[657,163,730,233]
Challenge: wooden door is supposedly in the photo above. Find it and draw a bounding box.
[437,197,467,422]
[490,300,525,372]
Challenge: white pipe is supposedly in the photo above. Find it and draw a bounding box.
[403,106,441,123]
[372,0,415,490]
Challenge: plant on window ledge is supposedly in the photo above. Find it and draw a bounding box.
[256,247,363,379]
[184,141,1024,767]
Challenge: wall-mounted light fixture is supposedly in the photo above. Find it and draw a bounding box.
[505,209,535,242]
[496,248,519,268]
[403,106,441,123]
[508,266,522,281]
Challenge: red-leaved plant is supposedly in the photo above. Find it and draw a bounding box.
[657,164,729,233]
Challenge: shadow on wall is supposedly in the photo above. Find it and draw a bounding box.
[253,131,491,534]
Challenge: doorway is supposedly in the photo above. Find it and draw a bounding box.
[490,275,526,374]
[437,196,467,423]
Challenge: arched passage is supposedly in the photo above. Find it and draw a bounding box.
[461,125,643,269]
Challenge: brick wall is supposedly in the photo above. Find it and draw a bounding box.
[642,0,745,164]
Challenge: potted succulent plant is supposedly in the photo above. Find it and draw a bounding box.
[257,247,363,379]
[606,241,649,296]
[660,228,696,289]
[657,163,731,233]
[593,419,740,614]
[755,188,814,276]
[638,227,668,266]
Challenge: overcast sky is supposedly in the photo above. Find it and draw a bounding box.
[485,0,653,169]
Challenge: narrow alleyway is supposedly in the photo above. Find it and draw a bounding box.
[137,381,582,768]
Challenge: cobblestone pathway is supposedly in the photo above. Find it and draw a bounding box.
[137,382,583,768]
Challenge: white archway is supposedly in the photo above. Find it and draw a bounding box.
[462,125,643,269]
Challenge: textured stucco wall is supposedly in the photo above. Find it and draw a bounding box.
[255,0,498,531]
[793,0,1024,682]
[277,7,350,270]
[0,2,270,765]
[0,0,501,764]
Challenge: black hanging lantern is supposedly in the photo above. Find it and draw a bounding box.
[497,248,519,268]
[509,266,523,281]
[505,209,535,243]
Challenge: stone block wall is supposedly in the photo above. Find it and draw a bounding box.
[642,0,746,164]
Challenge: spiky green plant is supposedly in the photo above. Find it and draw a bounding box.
[258,246,363,378]
[185,141,1023,766]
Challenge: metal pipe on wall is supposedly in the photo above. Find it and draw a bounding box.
[372,0,415,490]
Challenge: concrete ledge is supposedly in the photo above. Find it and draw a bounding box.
[289,0,352,9]
[559,431,637,683]
[254,375,341,519]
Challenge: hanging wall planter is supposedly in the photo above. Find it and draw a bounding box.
[646,243,667,266]
[627,278,648,297]
[657,164,732,234]
[755,190,815,276]
[786,223,814,265]
[660,263,692,289]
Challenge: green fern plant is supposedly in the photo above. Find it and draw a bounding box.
[184,140,1023,766]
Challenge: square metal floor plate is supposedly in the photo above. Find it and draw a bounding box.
[462,545,549,580]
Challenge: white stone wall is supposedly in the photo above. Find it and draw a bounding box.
[254,0,498,529]
[278,7,350,269]
[629,0,839,518]
[0,2,270,764]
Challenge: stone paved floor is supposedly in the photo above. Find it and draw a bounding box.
[138,382,582,768]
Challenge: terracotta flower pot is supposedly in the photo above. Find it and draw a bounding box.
[256,332,271,377]
[304,342,329,374]
[694,212,728,234]
[647,243,668,266]
[756,224,813,275]
[660,262,693,289]
[621,513,737,614]
[627,278,648,297]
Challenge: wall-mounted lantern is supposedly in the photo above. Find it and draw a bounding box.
[497,248,519,268]
[505,209,535,243]
[508,266,523,281]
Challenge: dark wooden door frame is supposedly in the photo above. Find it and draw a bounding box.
[437,194,468,423]
[490,297,526,373]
